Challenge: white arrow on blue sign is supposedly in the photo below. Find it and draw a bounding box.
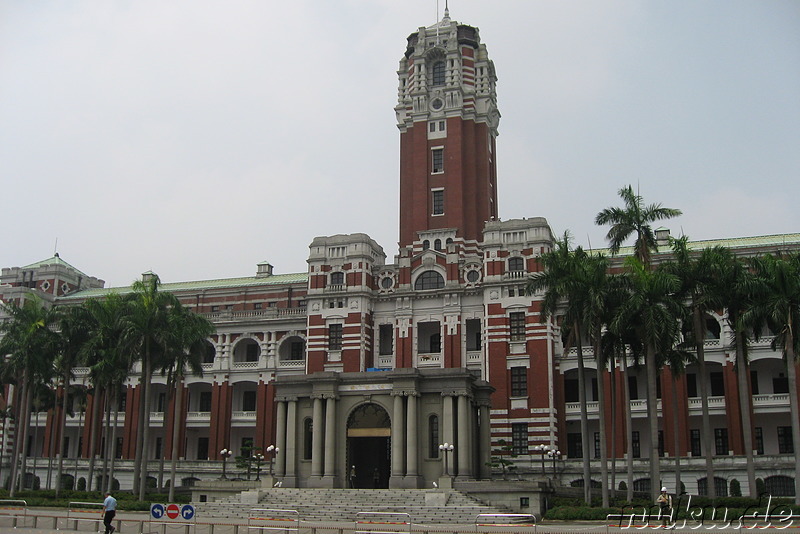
[150,503,165,519]
[181,504,195,520]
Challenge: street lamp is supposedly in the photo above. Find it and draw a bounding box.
[220,448,233,479]
[253,453,266,481]
[547,448,561,478]
[266,445,280,476]
[438,443,454,476]
[534,444,551,475]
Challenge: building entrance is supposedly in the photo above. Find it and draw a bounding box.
[346,403,390,489]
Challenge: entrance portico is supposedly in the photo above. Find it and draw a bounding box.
[272,368,493,488]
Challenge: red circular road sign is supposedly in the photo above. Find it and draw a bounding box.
[166,503,180,519]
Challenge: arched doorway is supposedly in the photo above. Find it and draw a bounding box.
[347,403,390,488]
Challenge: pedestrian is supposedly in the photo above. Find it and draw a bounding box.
[102,491,117,534]
[349,465,356,488]
[372,467,379,488]
[656,486,673,528]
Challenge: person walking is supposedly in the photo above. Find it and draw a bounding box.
[102,491,118,534]
[656,487,673,528]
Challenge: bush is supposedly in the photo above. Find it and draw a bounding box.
[545,506,620,520]
[756,478,766,496]
[730,479,741,497]
[77,478,86,491]
[619,481,627,491]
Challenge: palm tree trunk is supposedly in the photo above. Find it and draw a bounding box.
[594,331,609,508]
[693,306,716,500]
[15,381,34,493]
[645,341,661,503]
[8,383,22,498]
[575,323,592,504]
[86,386,103,492]
[101,387,112,491]
[621,346,634,502]
[107,384,121,494]
[168,376,184,502]
[56,372,70,497]
[671,377,682,495]
[138,357,153,501]
[610,358,617,501]
[734,327,757,497]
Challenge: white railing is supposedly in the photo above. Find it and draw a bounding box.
[376,356,394,368]
[466,351,482,362]
[233,361,260,369]
[232,411,257,422]
[325,284,345,292]
[417,353,442,366]
[688,396,726,409]
[187,411,211,421]
[150,411,164,423]
[753,393,790,407]
[279,359,305,369]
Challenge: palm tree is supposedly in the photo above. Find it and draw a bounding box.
[716,251,758,497]
[0,295,60,496]
[612,258,683,501]
[54,304,93,496]
[527,232,593,504]
[744,253,800,504]
[163,303,214,501]
[664,237,730,499]
[595,185,682,268]
[124,274,180,500]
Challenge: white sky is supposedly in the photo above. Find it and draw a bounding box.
[2,1,798,288]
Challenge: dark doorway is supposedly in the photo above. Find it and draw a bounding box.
[346,402,392,489]
[348,436,390,488]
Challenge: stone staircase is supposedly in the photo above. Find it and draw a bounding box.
[197,488,511,524]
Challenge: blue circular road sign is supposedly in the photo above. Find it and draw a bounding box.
[150,503,165,519]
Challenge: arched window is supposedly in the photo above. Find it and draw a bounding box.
[330,272,344,286]
[422,240,430,250]
[432,61,445,86]
[765,475,796,497]
[429,415,440,458]
[434,239,442,251]
[415,270,445,290]
[508,257,524,272]
[698,476,728,497]
[704,315,721,339]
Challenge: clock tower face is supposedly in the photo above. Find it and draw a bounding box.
[395,11,500,249]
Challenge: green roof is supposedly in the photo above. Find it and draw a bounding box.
[593,233,800,257]
[21,255,90,278]
[59,272,309,301]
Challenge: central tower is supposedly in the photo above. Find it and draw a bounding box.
[396,9,500,249]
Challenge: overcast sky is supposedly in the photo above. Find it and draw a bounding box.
[2,1,798,288]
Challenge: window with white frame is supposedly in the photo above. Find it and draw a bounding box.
[432,148,444,173]
[432,189,444,215]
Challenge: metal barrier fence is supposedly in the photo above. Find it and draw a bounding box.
[0,499,27,528]
[355,512,412,534]
[248,508,300,533]
[476,513,537,534]
[67,501,105,531]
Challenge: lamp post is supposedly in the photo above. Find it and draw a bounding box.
[547,449,561,478]
[438,443,454,476]
[534,444,550,475]
[266,445,279,476]
[253,453,266,481]
[219,448,233,479]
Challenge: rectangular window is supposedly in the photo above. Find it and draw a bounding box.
[567,433,582,458]
[466,319,481,351]
[118,391,127,412]
[628,376,638,400]
[246,343,259,362]
[241,437,254,457]
[778,426,794,454]
[564,378,579,403]
[155,437,163,460]
[714,428,729,455]
[242,390,257,412]
[429,416,440,458]
[429,122,436,132]
[774,374,789,394]
[658,430,665,457]
[115,437,123,459]
[710,372,725,396]
[755,427,764,455]
[687,374,698,398]
[329,324,343,351]
[509,312,526,342]
[511,423,528,455]
[432,148,444,173]
[254,302,262,310]
[594,432,600,459]
[157,393,166,413]
[432,189,444,215]
[510,367,527,397]
[379,324,394,356]
[63,436,70,458]
[197,437,209,460]
[199,391,212,412]
[690,429,701,456]
[632,431,641,458]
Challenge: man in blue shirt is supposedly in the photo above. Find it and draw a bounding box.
[102,492,117,534]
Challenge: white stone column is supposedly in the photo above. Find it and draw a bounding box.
[405,393,418,476]
[442,394,455,446]
[323,396,336,478]
[275,400,287,477]
[311,396,324,477]
[391,393,405,478]
[285,400,297,479]
[457,394,471,478]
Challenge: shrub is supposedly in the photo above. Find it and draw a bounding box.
[77,477,86,491]
[730,479,741,497]
[619,481,627,491]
